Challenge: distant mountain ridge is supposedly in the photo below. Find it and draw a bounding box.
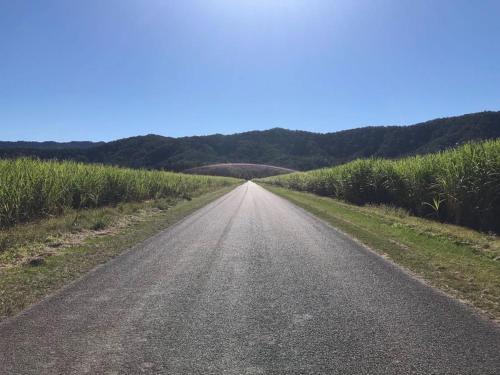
[1,111,499,172]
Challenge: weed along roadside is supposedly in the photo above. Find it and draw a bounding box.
[258,184,500,321]
[0,182,240,321]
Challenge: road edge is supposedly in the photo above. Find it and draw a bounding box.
[257,182,500,326]
[0,184,241,322]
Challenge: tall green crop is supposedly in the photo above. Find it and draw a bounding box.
[259,140,500,233]
[0,158,239,227]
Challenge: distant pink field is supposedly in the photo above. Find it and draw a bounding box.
[184,163,296,179]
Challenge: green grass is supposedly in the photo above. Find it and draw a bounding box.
[260,184,500,321]
[0,158,240,228]
[257,139,500,233]
[0,186,237,320]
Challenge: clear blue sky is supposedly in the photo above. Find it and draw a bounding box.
[1,0,499,141]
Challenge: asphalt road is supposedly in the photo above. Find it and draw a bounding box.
[1,182,499,374]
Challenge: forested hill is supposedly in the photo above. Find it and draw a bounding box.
[1,111,499,171]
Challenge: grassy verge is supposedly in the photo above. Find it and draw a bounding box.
[259,183,500,321]
[0,185,236,320]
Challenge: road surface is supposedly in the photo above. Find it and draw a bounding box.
[1,182,499,374]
